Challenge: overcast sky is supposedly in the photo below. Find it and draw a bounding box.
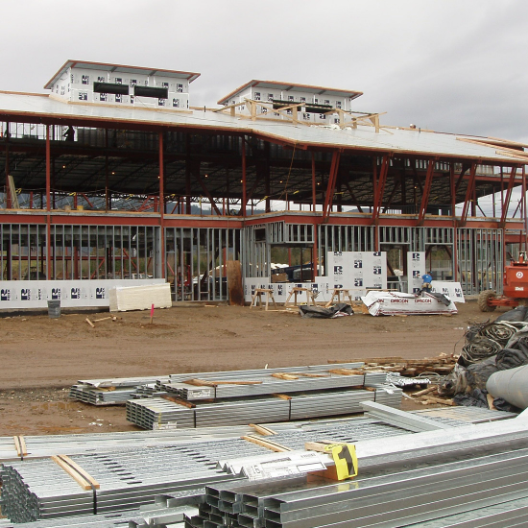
[1,0,527,144]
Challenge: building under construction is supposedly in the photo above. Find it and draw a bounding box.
[0,59,527,306]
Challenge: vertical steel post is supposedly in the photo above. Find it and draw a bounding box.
[46,125,52,279]
[105,129,110,211]
[523,166,527,252]
[312,152,318,279]
[500,166,517,226]
[185,134,191,214]
[460,163,477,225]
[322,150,341,220]
[449,163,458,281]
[4,122,10,209]
[265,142,271,213]
[241,136,247,217]
[311,152,317,212]
[417,159,434,224]
[159,131,165,278]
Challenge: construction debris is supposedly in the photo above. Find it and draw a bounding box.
[328,353,457,377]
[440,308,528,410]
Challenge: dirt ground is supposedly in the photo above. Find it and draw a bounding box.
[0,301,507,436]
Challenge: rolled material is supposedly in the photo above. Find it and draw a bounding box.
[487,364,528,409]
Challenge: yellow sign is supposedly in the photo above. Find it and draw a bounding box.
[324,443,358,480]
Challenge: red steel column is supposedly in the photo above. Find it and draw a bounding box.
[159,131,166,279]
[522,165,528,252]
[450,163,459,282]
[311,152,318,279]
[241,137,247,217]
[311,152,317,212]
[4,123,10,209]
[46,125,52,279]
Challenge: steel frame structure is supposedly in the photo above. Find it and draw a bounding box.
[1,103,526,300]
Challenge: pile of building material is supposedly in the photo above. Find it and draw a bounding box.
[69,375,171,405]
[184,411,528,528]
[126,386,401,430]
[0,439,260,523]
[0,405,518,526]
[361,290,458,316]
[69,364,399,429]
[329,353,457,377]
[0,426,256,461]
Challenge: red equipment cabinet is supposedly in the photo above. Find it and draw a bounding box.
[479,255,528,311]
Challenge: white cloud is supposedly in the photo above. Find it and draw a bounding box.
[1,0,527,142]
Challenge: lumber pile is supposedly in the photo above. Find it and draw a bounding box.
[328,353,457,377]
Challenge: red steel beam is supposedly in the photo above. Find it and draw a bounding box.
[241,138,247,217]
[4,124,10,209]
[523,165,527,252]
[450,163,456,220]
[322,150,341,220]
[159,131,166,279]
[343,180,364,213]
[46,125,52,279]
[455,165,469,194]
[500,166,518,227]
[80,193,95,209]
[459,163,477,226]
[194,170,222,216]
[417,159,435,225]
[90,257,107,279]
[311,152,317,212]
[372,155,389,224]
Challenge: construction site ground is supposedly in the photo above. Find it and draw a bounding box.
[0,301,505,436]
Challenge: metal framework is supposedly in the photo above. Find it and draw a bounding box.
[1,93,527,300]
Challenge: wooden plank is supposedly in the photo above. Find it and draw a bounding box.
[241,435,291,452]
[249,424,277,436]
[209,380,263,385]
[423,396,456,406]
[328,357,403,364]
[328,369,364,376]
[412,385,438,397]
[14,436,27,457]
[271,373,299,380]
[227,261,245,306]
[85,318,95,328]
[272,394,292,400]
[7,175,19,209]
[487,393,497,410]
[161,395,196,409]
[183,379,217,387]
[305,441,333,452]
[51,455,100,490]
[297,373,328,378]
[183,378,262,386]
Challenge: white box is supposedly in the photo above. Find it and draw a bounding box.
[109,283,172,312]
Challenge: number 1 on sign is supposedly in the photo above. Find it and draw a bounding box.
[326,444,358,480]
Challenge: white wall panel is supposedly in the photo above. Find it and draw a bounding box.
[0,279,165,309]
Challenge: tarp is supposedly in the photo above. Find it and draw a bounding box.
[361,291,458,316]
[299,303,353,318]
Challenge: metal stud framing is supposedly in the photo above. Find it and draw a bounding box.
[165,227,240,301]
[457,228,503,295]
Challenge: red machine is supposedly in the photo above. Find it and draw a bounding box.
[479,254,528,311]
